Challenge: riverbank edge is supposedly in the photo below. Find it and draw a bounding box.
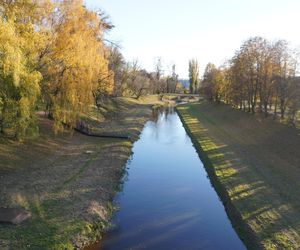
[0,96,172,250]
[80,102,173,249]
[176,105,263,250]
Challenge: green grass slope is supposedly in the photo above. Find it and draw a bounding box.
[0,96,165,249]
[177,100,300,249]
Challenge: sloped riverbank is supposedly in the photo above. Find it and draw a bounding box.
[0,96,168,249]
[177,100,300,249]
[89,107,245,250]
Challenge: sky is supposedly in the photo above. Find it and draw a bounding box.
[85,0,300,78]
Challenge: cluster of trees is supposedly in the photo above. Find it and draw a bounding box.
[201,37,300,125]
[0,0,183,140]
[0,0,114,139]
[108,53,182,100]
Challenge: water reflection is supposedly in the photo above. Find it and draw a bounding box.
[94,109,245,250]
[151,106,175,123]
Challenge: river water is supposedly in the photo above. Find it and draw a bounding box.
[95,108,245,250]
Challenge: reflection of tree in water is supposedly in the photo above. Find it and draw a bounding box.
[151,106,175,123]
[151,108,159,123]
[165,106,175,120]
[115,153,133,194]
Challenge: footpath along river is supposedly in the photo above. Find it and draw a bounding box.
[91,107,245,250]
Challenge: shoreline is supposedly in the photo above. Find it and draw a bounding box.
[176,105,261,249]
[0,96,170,249]
[176,100,300,249]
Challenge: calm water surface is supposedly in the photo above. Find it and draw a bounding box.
[97,108,245,250]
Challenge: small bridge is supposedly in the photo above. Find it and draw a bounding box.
[165,93,199,102]
[166,93,199,98]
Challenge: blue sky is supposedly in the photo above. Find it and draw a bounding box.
[85,0,300,78]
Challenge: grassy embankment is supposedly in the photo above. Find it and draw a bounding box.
[177,99,300,250]
[0,96,170,250]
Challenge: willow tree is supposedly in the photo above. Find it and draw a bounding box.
[0,0,46,139]
[189,59,200,94]
[44,0,113,132]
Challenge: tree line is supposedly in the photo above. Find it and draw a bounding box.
[201,37,300,125]
[0,0,183,140]
[108,53,182,100]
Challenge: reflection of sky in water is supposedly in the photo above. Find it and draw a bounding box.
[100,110,245,250]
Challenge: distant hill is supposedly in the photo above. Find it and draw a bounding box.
[178,79,189,88]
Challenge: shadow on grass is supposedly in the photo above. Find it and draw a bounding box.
[0,132,134,249]
[177,102,300,249]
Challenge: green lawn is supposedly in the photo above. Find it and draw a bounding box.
[177,100,300,250]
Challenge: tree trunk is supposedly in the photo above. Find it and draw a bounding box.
[263,102,268,117]
[274,95,278,119]
[280,98,285,119]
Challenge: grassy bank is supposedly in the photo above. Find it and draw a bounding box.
[0,96,168,250]
[177,100,300,249]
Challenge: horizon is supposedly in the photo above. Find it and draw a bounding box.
[85,0,300,78]
[2,1,300,249]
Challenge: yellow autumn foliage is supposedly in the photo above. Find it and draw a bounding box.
[0,2,42,139]
[44,0,114,132]
[0,0,114,138]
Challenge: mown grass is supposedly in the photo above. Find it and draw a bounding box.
[177,99,300,250]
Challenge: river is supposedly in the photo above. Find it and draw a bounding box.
[92,107,245,250]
